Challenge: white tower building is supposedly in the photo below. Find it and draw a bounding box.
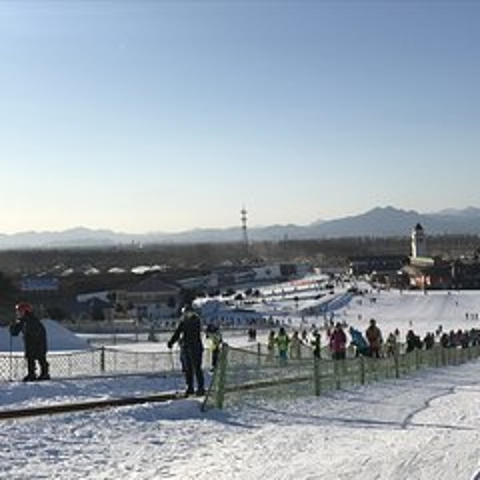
[411,223,427,258]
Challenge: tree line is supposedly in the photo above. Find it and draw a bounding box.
[0,234,478,276]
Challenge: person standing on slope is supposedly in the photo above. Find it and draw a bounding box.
[267,330,276,361]
[311,329,322,359]
[329,322,347,360]
[289,330,302,359]
[349,326,371,357]
[10,302,50,382]
[366,318,383,358]
[206,324,222,371]
[168,305,205,396]
[276,327,290,364]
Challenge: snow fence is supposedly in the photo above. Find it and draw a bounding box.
[202,342,480,410]
[0,346,186,382]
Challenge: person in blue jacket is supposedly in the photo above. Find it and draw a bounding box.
[349,326,371,357]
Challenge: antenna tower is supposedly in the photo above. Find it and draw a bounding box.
[241,206,249,255]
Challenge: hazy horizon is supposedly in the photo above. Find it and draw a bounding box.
[0,204,478,237]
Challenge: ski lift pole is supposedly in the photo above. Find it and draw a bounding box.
[9,328,13,381]
[169,348,179,394]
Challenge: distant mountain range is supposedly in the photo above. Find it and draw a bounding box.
[2,206,480,249]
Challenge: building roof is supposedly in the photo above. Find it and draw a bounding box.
[402,263,451,277]
[126,275,181,294]
[409,256,435,267]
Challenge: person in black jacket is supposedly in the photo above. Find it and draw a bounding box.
[10,302,50,382]
[168,305,205,396]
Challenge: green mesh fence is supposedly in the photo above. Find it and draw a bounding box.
[202,343,315,410]
[203,343,480,410]
[3,342,479,404]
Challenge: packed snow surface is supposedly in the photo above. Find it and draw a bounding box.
[2,365,480,479]
[3,286,480,479]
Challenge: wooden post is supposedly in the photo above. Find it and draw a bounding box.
[360,355,366,385]
[393,346,400,378]
[334,360,341,390]
[214,344,229,409]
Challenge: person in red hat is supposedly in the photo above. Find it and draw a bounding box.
[10,302,50,382]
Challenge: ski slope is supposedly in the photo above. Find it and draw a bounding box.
[200,277,480,345]
[339,289,480,338]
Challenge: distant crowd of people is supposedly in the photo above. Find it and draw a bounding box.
[159,310,480,397]
[263,318,385,362]
[161,305,480,398]
[259,317,480,364]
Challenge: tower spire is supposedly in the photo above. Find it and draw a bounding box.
[241,206,249,256]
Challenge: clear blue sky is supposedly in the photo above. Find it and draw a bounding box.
[1,1,479,234]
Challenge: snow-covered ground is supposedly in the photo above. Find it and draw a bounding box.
[3,286,480,479]
[2,361,480,479]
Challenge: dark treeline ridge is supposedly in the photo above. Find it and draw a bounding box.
[0,234,479,277]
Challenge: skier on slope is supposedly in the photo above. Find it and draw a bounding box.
[206,324,222,371]
[311,329,322,359]
[10,302,50,382]
[168,304,205,396]
[329,322,347,360]
[366,318,383,358]
[385,331,398,357]
[289,330,302,359]
[349,326,371,357]
[267,330,276,361]
[276,327,290,364]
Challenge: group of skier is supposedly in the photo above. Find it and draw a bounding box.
[267,327,311,362]
[264,318,386,362]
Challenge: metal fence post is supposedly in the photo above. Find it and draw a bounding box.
[9,332,13,381]
[394,347,400,379]
[100,346,105,374]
